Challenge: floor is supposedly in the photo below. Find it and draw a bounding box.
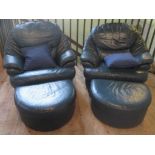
[0,55,155,135]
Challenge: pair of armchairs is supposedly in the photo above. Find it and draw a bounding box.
[3,21,153,131]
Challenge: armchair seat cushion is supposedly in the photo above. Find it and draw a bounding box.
[15,80,76,131]
[21,44,56,71]
[90,79,152,128]
[84,63,148,82]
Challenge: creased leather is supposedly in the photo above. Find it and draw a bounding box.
[81,50,100,67]
[84,63,148,82]
[58,50,77,67]
[15,80,76,131]
[3,21,77,131]
[91,79,151,110]
[15,80,75,112]
[90,79,152,128]
[7,68,23,75]
[63,61,76,68]
[56,33,71,56]
[12,21,61,48]
[80,34,100,67]
[10,68,75,87]
[81,23,153,83]
[3,21,77,84]
[92,23,137,50]
[130,35,148,55]
[81,23,153,128]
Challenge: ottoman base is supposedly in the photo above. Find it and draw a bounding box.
[15,80,76,131]
[91,102,148,128]
[90,79,152,128]
[17,102,75,131]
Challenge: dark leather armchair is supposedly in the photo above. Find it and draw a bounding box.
[3,21,77,131]
[81,23,153,128]
[4,22,76,87]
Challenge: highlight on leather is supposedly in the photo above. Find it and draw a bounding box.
[4,21,77,76]
[81,23,153,82]
[81,23,153,128]
[3,21,77,131]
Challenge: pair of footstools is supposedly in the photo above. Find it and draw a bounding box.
[14,74,152,131]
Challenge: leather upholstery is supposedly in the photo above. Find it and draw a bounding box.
[10,67,75,87]
[91,79,151,111]
[92,23,137,50]
[81,35,100,68]
[12,21,61,48]
[84,63,148,82]
[81,23,153,82]
[3,21,77,131]
[58,50,77,67]
[81,23,153,128]
[90,79,151,128]
[3,21,77,84]
[4,54,24,70]
[15,80,76,131]
[134,52,153,65]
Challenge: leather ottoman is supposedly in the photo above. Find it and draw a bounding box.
[15,80,76,131]
[90,79,152,128]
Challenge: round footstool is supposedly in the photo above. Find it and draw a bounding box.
[15,80,76,131]
[90,79,152,128]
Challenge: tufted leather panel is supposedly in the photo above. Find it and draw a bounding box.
[3,21,77,131]
[12,21,61,48]
[81,34,100,68]
[92,23,137,50]
[3,21,77,78]
[4,33,23,57]
[81,23,153,81]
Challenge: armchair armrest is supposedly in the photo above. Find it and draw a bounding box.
[131,35,153,65]
[58,50,77,67]
[81,33,100,68]
[81,50,100,68]
[135,52,153,65]
[3,54,24,71]
[10,67,75,87]
[135,64,151,71]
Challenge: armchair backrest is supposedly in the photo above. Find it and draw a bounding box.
[81,23,150,68]
[12,21,61,48]
[92,23,137,51]
[4,21,72,65]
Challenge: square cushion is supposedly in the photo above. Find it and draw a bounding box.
[104,51,140,68]
[21,44,56,71]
